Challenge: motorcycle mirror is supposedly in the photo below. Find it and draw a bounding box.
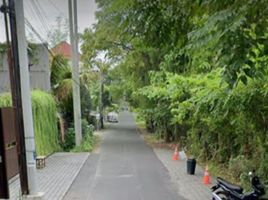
[249,170,256,177]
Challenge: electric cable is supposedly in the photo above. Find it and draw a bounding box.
[24,0,48,38]
[47,0,66,17]
[25,18,81,87]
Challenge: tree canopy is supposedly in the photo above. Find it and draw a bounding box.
[81,0,268,187]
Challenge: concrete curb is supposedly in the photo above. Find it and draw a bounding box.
[22,192,45,200]
[61,153,90,199]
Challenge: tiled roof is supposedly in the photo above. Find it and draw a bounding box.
[51,41,81,60]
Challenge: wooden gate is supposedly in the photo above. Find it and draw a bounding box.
[0,107,19,198]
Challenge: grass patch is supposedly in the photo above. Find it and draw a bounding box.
[135,118,178,149]
[134,112,178,149]
[135,114,146,128]
[71,134,99,152]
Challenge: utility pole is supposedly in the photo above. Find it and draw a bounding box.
[1,0,29,195]
[68,0,82,146]
[14,0,39,196]
[99,70,104,129]
[1,0,41,196]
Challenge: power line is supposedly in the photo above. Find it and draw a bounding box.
[47,0,66,17]
[24,0,48,38]
[25,18,81,87]
[29,0,51,36]
[32,0,51,33]
[25,19,48,48]
[25,0,70,48]
[35,0,50,22]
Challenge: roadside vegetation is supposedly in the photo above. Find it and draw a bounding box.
[0,46,102,156]
[49,54,104,153]
[80,0,268,188]
[0,91,60,156]
[1,0,267,189]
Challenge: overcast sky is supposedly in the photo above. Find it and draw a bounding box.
[0,0,97,43]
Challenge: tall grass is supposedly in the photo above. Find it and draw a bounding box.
[0,93,12,107]
[0,91,60,156]
[31,91,60,155]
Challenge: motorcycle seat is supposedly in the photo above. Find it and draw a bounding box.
[217,177,243,194]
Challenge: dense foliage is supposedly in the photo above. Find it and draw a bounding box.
[61,119,95,152]
[31,91,60,155]
[81,0,268,186]
[50,55,92,126]
[0,91,60,156]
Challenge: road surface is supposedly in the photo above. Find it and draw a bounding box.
[64,112,185,200]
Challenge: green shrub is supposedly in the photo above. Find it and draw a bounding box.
[31,91,60,155]
[0,91,60,156]
[71,134,97,153]
[72,119,96,152]
[61,119,94,151]
[136,70,268,187]
[61,127,75,151]
[0,93,12,107]
[228,155,254,189]
[82,119,94,136]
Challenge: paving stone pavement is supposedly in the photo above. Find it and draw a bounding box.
[9,152,89,200]
[153,148,214,200]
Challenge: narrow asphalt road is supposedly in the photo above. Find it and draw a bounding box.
[64,112,185,200]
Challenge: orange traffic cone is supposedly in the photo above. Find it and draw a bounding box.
[203,165,211,185]
[172,146,179,161]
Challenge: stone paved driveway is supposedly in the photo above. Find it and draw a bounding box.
[9,152,89,200]
[154,148,214,200]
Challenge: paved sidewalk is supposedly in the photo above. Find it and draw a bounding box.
[154,148,213,200]
[9,152,89,200]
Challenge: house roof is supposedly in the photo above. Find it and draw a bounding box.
[51,41,81,60]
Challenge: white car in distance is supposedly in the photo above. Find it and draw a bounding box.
[107,112,119,123]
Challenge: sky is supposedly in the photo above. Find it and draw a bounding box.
[0,0,98,43]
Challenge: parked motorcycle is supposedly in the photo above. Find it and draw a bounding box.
[211,171,267,200]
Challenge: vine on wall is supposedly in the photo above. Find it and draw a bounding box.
[0,42,39,65]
